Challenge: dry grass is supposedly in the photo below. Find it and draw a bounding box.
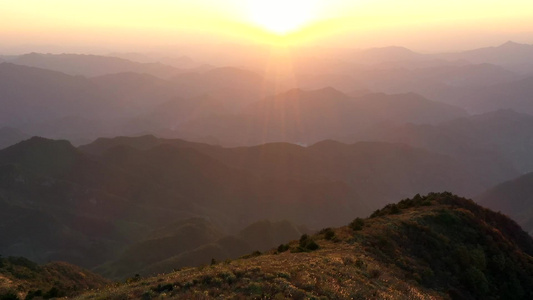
[75,217,443,300]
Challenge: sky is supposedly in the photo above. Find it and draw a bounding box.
[1,0,533,54]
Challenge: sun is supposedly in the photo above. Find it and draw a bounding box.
[248,0,318,35]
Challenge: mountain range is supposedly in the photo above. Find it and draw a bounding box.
[477,172,533,235]
[0,134,518,276]
[1,41,533,298]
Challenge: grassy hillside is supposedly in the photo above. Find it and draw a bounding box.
[76,193,533,300]
[96,219,309,280]
[0,257,109,300]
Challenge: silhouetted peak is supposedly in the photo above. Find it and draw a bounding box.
[247,142,306,153]
[470,109,532,122]
[205,67,260,79]
[20,52,45,57]
[0,62,76,78]
[276,87,349,101]
[308,139,348,151]
[79,135,161,155]
[366,46,417,54]
[315,86,349,97]
[0,137,81,175]
[12,136,75,150]
[359,92,428,102]
[91,71,162,83]
[486,108,521,117]
[499,41,527,48]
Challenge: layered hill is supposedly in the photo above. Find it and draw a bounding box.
[178,88,468,146]
[341,109,533,174]
[80,135,507,203]
[10,53,184,78]
[0,135,516,273]
[0,137,354,270]
[76,193,533,300]
[477,172,533,235]
[0,127,28,150]
[0,63,275,142]
[437,41,533,71]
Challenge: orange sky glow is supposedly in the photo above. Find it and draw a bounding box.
[1,0,533,53]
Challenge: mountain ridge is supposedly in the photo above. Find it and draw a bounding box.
[75,193,533,300]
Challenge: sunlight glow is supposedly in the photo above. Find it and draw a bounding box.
[248,0,319,35]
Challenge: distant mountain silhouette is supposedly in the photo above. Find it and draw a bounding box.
[341,109,533,175]
[438,41,533,72]
[332,63,521,108]
[0,127,29,150]
[444,75,533,114]
[0,137,354,268]
[178,87,467,146]
[0,134,514,271]
[0,63,276,142]
[0,63,100,126]
[477,172,533,235]
[349,46,428,64]
[80,135,504,203]
[11,53,185,78]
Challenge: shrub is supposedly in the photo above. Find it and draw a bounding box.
[152,284,173,293]
[463,267,489,296]
[349,218,365,231]
[370,209,381,218]
[299,234,309,248]
[297,234,320,252]
[322,228,335,240]
[389,204,401,214]
[24,290,42,300]
[241,251,262,259]
[306,240,319,251]
[368,268,382,279]
[277,244,290,253]
[126,274,141,284]
[43,287,61,299]
[355,259,366,269]
[0,292,20,300]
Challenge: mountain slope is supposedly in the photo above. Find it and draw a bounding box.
[341,109,533,175]
[0,135,521,273]
[0,63,279,142]
[11,53,184,78]
[98,219,309,279]
[80,135,503,202]
[0,256,109,300]
[0,137,355,269]
[448,76,533,114]
[477,172,533,235]
[178,88,467,146]
[0,127,29,150]
[438,41,533,69]
[76,193,533,300]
